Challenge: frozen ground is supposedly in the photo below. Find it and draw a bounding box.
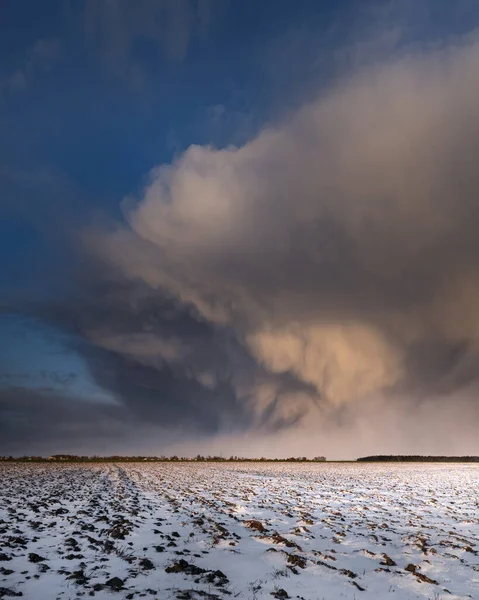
[0,463,477,600]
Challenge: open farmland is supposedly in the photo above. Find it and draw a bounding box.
[0,463,477,600]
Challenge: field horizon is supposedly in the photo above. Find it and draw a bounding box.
[2,454,479,463]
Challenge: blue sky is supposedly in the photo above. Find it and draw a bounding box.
[0,0,375,403]
[1,1,479,456]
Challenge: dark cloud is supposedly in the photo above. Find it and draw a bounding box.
[12,281,253,431]
[88,31,479,424]
[1,271,322,453]
[0,387,127,455]
[0,286,255,454]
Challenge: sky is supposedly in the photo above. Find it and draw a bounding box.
[1,0,479,458]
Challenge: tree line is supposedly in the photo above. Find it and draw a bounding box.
[0,454,327,463]
[357,455,479,462]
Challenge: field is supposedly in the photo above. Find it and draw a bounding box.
[0,463,477,600]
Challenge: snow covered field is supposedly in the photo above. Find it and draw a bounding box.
[0,463,477,600]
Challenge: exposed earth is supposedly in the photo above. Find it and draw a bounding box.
[0,462,477,599]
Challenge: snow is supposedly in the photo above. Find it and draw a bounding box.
[0,462,477,599]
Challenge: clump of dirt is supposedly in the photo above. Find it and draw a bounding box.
[139,557,154,570]
[244,520,267,532]
[105,577,124,591]
[271,589,289,599]
[27,553,45,563]
[414,572,438,585]
[0,588,23,598]
[165,559,207,576]
[286,554,307,569]
[380,553,396,566]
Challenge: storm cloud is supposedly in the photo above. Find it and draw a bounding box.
[85,31,479,430]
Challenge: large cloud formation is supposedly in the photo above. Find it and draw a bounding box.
[87,31,479,435]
